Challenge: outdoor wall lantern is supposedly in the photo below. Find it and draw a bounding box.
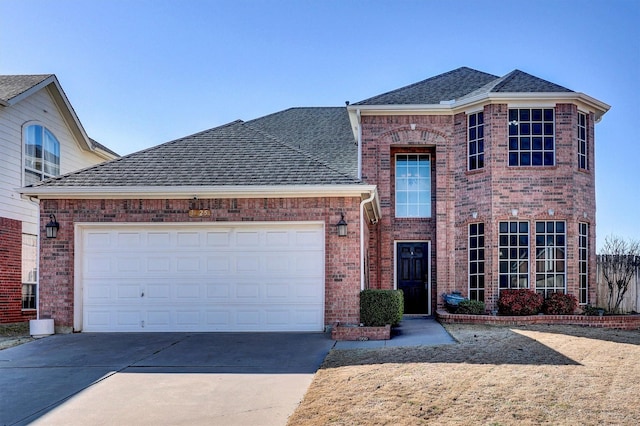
[45,214,59,239]
[336,213,348,237]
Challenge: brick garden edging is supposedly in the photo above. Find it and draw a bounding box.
[436,310,640,330]
[331,323,391,341]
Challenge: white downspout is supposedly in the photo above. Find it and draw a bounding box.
[27,197,41,320]
[357,109,362,180]
[360,191,375,291]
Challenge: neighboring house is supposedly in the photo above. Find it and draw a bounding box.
[21,67,610,333]
[0,74,118,324]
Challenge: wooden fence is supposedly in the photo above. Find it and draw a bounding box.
[596,256,640,313]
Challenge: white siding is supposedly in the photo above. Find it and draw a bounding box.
[0,87,109,231]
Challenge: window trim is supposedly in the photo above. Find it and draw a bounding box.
[499,221,530,290]
[468,111,485,171]
[21,233,38,311]
[23,123,61,186]
[534,220,567,298]
[578,111,588,170]
[394,153,432,218]
[508,108,555,167]
[468,222,485,302]
[578,222,589,305]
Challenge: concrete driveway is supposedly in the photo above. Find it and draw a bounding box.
[0,332,335,426]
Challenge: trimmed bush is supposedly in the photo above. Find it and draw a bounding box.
[455,299,486,315]
[360,289,404,326]
[542,292,578,315]
[498,289,543,316]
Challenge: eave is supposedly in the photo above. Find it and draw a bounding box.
[347,91,611,137]
[20,184,379,200]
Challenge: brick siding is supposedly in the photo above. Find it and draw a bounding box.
[0,217,36,323]
[361,103,597,313]
[437,310,640,331]
[39,197,363,330]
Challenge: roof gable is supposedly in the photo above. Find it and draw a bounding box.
[0,74,119,159]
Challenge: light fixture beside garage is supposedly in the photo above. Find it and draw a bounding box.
[45,214,59,238]
[336,213,348,237]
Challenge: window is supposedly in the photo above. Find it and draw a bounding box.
[395,154,431,218]
[468,111,484,170]
[499,221,529,289]
[469,223,485,301]
[508,108,554,166]
[22,234,37,310]
[535,221,566,298]
[24,124,60,185]
[578,223,589,304]
[578,112,588,170]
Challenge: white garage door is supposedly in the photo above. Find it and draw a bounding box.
[79,223,325,332]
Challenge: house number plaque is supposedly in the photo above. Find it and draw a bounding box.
[188,209,211,218]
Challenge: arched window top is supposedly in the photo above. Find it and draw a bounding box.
[24,124,60,185]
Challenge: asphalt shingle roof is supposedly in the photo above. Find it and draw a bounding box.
[354,67,499,105]
[31,119,361,187]
[25,67,579,190]
[0,74,52,103]
[246,107,356,177]
[355,67,574,106]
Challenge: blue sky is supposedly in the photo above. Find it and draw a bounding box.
[1,0,638,249]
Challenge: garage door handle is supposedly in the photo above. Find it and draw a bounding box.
[141,291,144,297]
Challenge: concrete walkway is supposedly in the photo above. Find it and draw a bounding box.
[334,315,456,349]
[0,317,453,425]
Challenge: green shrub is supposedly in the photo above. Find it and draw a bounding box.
[498,289,543,316]
[542,292,578,315]
[455,299,486,315]
[582,304,605,316]
[360,289,404,326]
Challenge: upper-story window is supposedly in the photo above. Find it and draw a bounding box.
[468,111,484,170]
[395,154,431,218]
[508,108,554,167]
[24,124,60,185]
[578,112,588,170]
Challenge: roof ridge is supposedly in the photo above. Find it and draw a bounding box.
[242,121,360,183]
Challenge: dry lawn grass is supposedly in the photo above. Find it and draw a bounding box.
[0,322,33,350]
[288,324,640,426]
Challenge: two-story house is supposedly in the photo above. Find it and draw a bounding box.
[22,67,609,333]
[1,75,118,324]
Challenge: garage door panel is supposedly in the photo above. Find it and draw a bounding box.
[81,223,324,332]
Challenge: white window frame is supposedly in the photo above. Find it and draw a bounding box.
[24,123,61,186]
[394,154,431,218]
[508,108,555,167]
[21,234,38,310]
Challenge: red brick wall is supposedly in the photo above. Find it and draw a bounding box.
[0,217,36,323]
[39,197,363,330]
[361,103,597,313]
[361,115,451,313]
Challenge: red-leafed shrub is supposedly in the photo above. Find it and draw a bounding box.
[498,289,543,316]
[542,292,578,315]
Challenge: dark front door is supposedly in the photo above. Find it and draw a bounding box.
[397,242,429,314]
